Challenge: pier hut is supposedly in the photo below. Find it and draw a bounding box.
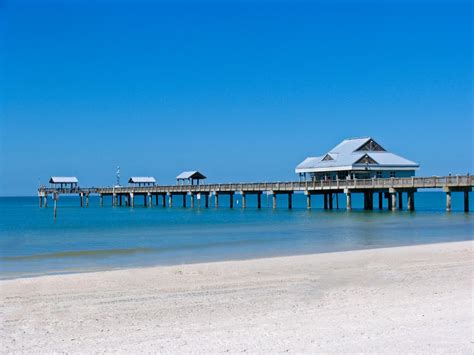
[49,177,79,190]
[295,137,419,181]
[128,177,156,187]
[176,171,207,185]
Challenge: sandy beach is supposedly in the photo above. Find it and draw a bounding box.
[1,241,472,353]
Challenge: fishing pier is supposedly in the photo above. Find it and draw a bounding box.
[38,175,473,212]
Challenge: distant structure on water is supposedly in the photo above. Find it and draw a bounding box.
[128,177,157,187]
[176,171,207,185]
[295,137,419,181]
[49,177,79,190]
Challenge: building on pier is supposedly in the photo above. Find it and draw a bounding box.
[295,137,419,181]
[128,177,156,187]
[176,171,206,185]
[49,176,79,189]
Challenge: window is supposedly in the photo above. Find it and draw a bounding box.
[355,139,386,152]
[321,154,334,161]
[389,171,396,178]
[376,171,382,178]
[355,154,378,165]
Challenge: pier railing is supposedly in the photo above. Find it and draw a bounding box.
[38,175,473,195]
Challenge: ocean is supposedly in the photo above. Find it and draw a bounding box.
[0,191,472,279]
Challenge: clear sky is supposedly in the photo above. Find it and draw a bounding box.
[1,0,472,196]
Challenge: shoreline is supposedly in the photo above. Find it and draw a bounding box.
[1,240,472,353]
[1,239,471,281]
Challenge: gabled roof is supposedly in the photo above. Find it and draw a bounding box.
[176,171,206,180]
[128,177,156,183]
[296,137,419,173]
[49,177,79,183]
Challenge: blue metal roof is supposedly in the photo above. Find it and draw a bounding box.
[296,137,419,173]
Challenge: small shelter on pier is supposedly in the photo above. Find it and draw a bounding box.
[295,137,419,181]
[128,177,156,187]
[176,171,206,185]
[49,177,79,189]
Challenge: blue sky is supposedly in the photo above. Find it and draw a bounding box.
[1,0,472,195]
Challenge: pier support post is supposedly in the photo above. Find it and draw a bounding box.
[288,192,293,209]
[257,192,262,209]
[446,191,452,212]
[99,194,103,207]
[161,194,166,207]
[215,193,219,208]
[391,193,397,211]
[156,194,159,206]
[148,193,152,208]
[205,193,209,208]
[191,193,195,208]
[464,190,470,212]
[168,193,173,208]
[407,191,415,211]
[272,193,277,209]
[183,194,187,208]
[118,194,122,206]
[39,195,43,208]
[306,192,311,209]
[80,193,84,208]
[86,194,89,208]
[398,192,403,210]
[323,193,328,210]
[229,193,234,208]
[130,193,134,208]
[378,192,383,210]
[328,193,333,210]
[368,192,373,210]
[346,191,352,211]
[242,192,246,209]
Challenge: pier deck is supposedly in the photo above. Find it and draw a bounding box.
[38,175,473,212]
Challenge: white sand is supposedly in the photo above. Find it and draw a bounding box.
[1,241,472,353]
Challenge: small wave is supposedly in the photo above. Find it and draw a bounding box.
[1,247,156,261]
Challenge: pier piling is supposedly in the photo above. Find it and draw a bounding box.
[346,191,352,211]
[446,191,452,212]
[391,193,397,211]
[464,190,470,212]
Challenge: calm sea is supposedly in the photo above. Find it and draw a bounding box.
[0,191,472,279]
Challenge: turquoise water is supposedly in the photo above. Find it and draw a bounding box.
[0,192,472,279]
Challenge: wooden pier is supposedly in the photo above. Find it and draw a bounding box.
[38,175,473,212]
